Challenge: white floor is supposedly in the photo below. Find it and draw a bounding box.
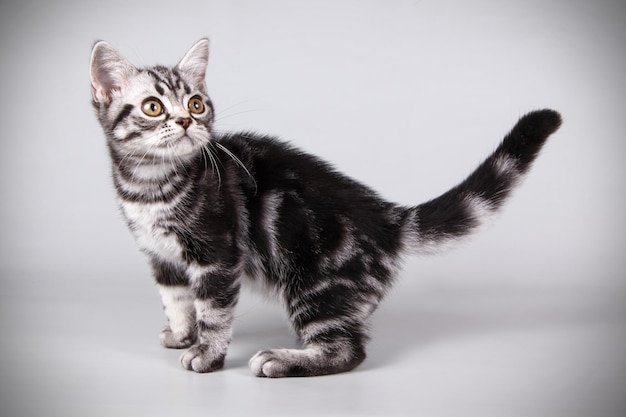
[2,259,624,417]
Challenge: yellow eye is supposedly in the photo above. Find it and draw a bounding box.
[188,96,205,114]
[141,98,164,117]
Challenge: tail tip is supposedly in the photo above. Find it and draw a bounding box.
[519,109,563,137]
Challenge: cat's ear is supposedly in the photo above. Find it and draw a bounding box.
[177,38,209,92]
[90,41,137,104]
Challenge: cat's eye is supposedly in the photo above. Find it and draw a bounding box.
[188,96,205,114]
[141,98,164,117]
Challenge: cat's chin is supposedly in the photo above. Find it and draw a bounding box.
[129,144,200,165]
[154,135,204,160]
[171,136,198,155]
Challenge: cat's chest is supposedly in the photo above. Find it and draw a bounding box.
[120,200,185,262]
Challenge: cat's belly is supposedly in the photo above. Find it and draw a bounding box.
[120,201,185,262]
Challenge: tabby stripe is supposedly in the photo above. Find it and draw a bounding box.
[299,318,354,341]
[164,71,178,92]
[122,131,141,141]
[172,69,191,95]
[111,104,134,130]
[146,69,170,90]
[292,295,378,331]
[305,323,366,347]
[408,109,562,254]
[288,278,357,312]
[113,165,188,192]
[116,181,192,207]
[290,286,373,329]
[113,175,179,200]
[153,262,190,287]
[115,178,192,204]
[113,162,193,203]
[197,320,229,333]
[114,159,182,184]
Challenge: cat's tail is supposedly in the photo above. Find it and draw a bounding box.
[403,109,562,254]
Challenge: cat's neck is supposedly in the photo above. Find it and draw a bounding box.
[110,151,206,202]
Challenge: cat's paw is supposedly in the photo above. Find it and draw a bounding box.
[249,346,366,377]
[249,349,306,378]
[159,326,196,349]
[180,344,225,373]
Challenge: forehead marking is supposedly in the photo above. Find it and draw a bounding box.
[146,68,192,99]
[154,83,165,96]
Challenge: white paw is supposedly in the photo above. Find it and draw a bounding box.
[249,348,306,378]
[249,346,365,377]
[159,326,196,349]
[180,344,225,373]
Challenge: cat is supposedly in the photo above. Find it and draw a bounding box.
[90,38,562,377]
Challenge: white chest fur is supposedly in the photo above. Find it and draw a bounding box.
[120,200,185,262]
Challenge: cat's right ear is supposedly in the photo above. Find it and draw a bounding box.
[90,41,137,104]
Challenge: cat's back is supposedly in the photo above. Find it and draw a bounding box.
[215,132,403,247]
[215,132,378,200]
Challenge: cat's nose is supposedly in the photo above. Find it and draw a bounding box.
[176,117,192,130]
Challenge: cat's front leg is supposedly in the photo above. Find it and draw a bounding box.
[180,265,241,373]
[151,259,197,349]
[157,285,196,348]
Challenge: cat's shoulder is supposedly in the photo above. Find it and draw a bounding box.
[216,131,309,160]
[217,131,288,147]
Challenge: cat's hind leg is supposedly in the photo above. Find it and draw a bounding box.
[249,324,367,377]
[249,279,380,377]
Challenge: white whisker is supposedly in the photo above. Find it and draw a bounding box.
[214,142,258,194]
[130,141,160,183]
[214,109,265,124]
[194,139,222,188]
[213,101,264,124]
[205,144,222,188]
[166,142,180,180]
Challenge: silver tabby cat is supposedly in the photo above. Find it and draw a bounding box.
[90,39,561,377]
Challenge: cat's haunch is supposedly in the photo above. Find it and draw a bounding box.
[90,39,561,377]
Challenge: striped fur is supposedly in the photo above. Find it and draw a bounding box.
[90,39,562,377]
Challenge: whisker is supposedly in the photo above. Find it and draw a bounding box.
[166,142,180,180]
[213,101,264,122]
[214,142,258,194]
[189,135,222,189]
[214,109,266,124]
[211,129,257,141]
[200,141,209,173]
[130,141,160,183]
[174,144,189,177]
[205,142,222,188]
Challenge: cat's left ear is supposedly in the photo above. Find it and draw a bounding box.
[177,38,209,92]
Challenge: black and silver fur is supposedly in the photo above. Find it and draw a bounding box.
[90,39,562,377]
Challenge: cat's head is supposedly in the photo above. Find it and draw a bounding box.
[90,39,213,163]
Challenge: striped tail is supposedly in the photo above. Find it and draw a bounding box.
[406,109,562,253]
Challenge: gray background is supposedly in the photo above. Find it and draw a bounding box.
[1,0,625,416]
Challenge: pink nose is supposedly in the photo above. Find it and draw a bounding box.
[176,118,192,129]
